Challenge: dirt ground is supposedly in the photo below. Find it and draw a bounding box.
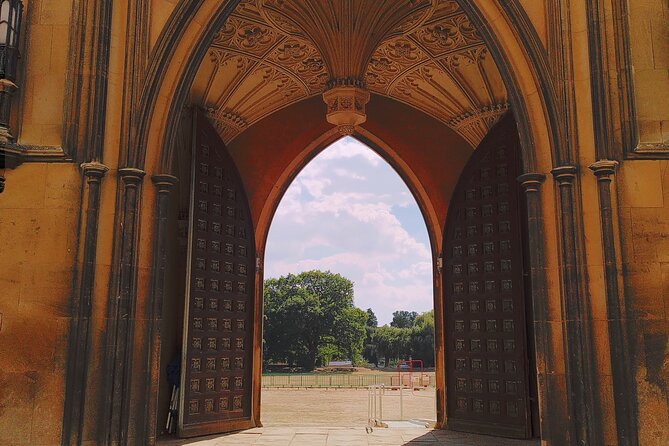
[261,388,437,426]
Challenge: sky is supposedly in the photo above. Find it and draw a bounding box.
[264,136,433,326]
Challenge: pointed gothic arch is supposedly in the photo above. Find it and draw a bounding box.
[131,0,567,441]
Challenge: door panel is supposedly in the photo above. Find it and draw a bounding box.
[443,116,532,438]
[179,112,256,437]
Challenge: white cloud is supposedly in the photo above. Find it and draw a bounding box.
[319,136,382,166]
[333,168,366,180]
[265,138,433,325]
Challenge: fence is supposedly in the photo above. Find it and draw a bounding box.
[261,373,435,388]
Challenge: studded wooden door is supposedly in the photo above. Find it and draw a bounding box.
[178,113,256,437]
[443,116,533,438]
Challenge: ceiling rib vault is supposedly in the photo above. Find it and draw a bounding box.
[190,0,509,148]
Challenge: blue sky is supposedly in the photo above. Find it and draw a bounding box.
[264,137,433,326]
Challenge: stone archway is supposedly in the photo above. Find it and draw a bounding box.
[131,0,564,442]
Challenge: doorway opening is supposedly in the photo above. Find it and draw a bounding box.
[154,111,540,443]
[261,136,437,428]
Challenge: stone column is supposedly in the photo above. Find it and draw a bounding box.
[100,168,145,445]
[517,173,557,441]
[252,254,264,428]
[589,160,639,445]
[144,174,178,445]
[62,162,109,446]
[551,166,602,445]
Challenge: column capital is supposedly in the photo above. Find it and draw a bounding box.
[517,173,546,192]
[551,165,578,185]
[589,160,618,180]
[80,162,110,180]
[151,174,179,192]
[118,167,146,185]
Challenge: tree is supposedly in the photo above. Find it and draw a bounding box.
[362,325,379,366]
[410,310,435,367]
[263,270,368,370]
[362,309,379,365]
[335,306,368,365]
[369,310,435,367]
[390,310,418,328]
[366,308,378,327]
[374,325,411,365]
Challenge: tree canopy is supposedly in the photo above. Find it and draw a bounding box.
[366,308,378,327]
[390,310,418,328]
[366,310,435,367]
[263,271,434,370]
[263,270,367,370]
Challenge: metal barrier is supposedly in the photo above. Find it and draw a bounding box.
[368,384,387,428]
[367,383,436,428]
[261,373,435,388]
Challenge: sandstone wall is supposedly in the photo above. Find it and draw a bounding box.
[619,160,669,445]
[16,0,72,146]
[0,163,81,445]
[628,0,669,147]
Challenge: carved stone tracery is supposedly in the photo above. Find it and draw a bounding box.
[192,0,508,146]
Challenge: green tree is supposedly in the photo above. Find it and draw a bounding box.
[362,325,379,366]
[263,270,368,370]
[362,309,379,365]
[335,306,368,365]
[374,325,411,365]
[390,310,418,328]
[368,310,435,367]
[410,310,435,367]
[366,308,378,327]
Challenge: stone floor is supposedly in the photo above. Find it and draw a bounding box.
[158,426,541,445]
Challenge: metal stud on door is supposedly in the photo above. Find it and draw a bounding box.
[179,112,256,438]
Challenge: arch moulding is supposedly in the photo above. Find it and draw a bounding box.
[133,0,563,438]
[137,0,558,176]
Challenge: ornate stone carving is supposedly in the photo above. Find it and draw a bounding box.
[207,109,248,143]
[323,86,370,135]
[193,0,508,146]
[448,103,510,147]
[413,14,480,56]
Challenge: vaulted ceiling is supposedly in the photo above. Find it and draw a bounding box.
[190,0,509,148]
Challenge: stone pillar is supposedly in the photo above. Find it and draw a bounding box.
[518,173,559,442]
[551,166,602,445]
[100,167,145,445]
[589,160,639,445]
[144,174,178,445]
[62,162,110,446]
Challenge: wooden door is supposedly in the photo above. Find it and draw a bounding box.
[442,116,533,438]
[178,112,256,437]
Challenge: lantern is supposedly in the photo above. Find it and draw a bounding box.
[0,0,22,143]
[0,0,23,81]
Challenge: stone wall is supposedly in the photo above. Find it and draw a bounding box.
[628,0,669,148]
[0,163,81,445]
[619,160,669,445]
[16,0,72,146]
